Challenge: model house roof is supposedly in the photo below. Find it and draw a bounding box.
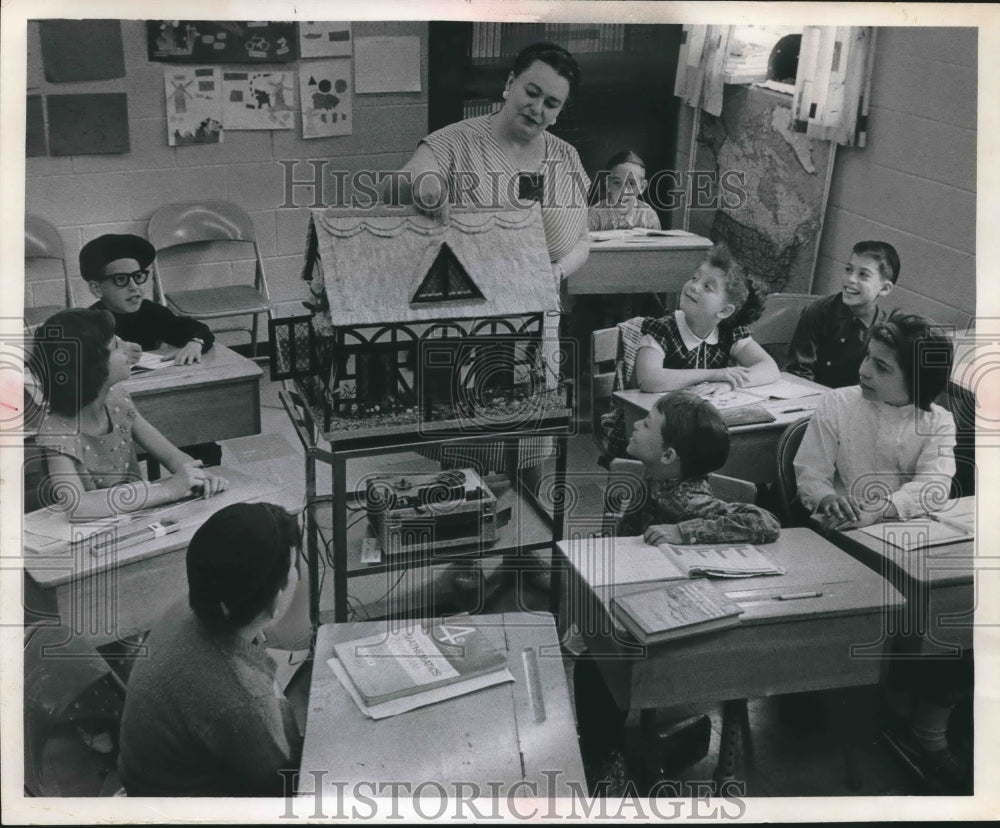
[304,205,557,327]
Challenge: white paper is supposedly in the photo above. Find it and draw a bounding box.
[221,70,294,130]
[131,351,176,373]
[354,36,421,93]
[164,66,223,147]
[561,535,686,589]
[300,58,353,138]
[299,21,352,58]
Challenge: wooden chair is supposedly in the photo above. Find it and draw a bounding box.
[590,326,621,454]
[603,457,759,784]
[774,416,812,527]
[148,200,272,354]
[750,292,818,369]
[25,215,72,330]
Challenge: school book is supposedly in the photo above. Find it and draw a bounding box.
[611,578,744,645]
[661,542,786,578]
[330,615,512,710]
[562,535,785,589]
[857,498,975,550]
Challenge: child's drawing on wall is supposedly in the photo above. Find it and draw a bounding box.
[300,58,352,138]
[222,71,294,130]
[165,66,223,146]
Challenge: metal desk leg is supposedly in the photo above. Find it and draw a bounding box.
[548,430,568,618]
[714,699,746,785]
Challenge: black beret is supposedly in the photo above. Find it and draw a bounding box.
[79,234,156,282]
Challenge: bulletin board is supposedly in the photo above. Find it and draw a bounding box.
[147,21,298,63]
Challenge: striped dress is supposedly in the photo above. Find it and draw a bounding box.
[418,116,589,474]
[421,115,590,263]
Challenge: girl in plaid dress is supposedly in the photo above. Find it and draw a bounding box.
[603,243,779,461]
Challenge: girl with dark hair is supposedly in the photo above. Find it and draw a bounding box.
[31,308,227,517]
[794,310,956,529]
[118,502,304,797]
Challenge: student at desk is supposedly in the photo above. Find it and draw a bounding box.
[620,391,780,544]
[602,243,779,462]
[118,502,304,797]
[81,233,214,366]
[793,311,969,791]
[786,240,899,389]
[588,149,661,232]
[31,308,227,518]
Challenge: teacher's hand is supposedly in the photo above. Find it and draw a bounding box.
[412,171,451,223]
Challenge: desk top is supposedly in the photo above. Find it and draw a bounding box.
[615,373,827,432]
[300,611,586,796]
[588,229,713,251]
[559,527,904,628]
[122,343,261,397]
[24,432,303,589]
[838,518,974,590]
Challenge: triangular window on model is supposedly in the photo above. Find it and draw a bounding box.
[412,243,484,303]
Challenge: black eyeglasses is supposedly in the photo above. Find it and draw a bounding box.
[100,269,150,288]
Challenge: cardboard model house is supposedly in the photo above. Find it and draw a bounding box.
[298,203,557,416]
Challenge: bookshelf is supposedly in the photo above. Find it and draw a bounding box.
[428,21,683,226]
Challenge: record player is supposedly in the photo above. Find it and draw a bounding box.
[363,468,497,554]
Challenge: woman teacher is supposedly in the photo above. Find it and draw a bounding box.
[387,43,591,594]
[389,41,591,290]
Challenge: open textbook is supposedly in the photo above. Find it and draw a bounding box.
[564,535,785,589]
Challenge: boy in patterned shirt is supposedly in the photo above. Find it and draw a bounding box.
[618,391,780,544]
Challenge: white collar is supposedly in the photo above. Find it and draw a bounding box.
[675,309,719,349]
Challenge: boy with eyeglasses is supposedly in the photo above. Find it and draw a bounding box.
[82,234,214,366]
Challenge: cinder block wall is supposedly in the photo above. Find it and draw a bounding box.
[814,27,976,328]
[25,20,429,344]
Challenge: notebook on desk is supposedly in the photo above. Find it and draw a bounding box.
[857,498,975,550]
[562,535,785,588]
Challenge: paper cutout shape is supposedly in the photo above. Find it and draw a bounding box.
[165,66,223,146]
[26,95,46,157]
[355,36,421,93]
[222,71,294,130]
[47,94,130,156]
[300,58,352,138]
[39,20,125,82]
[299,21,352,58]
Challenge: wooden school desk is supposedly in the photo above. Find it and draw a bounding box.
[122,344,262,447]
[567,231,712,304]
[557,528,904,781]
[833,506,975,655]
[614,373,827,485]
[300,612,586,798]
[23,432,303,648]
